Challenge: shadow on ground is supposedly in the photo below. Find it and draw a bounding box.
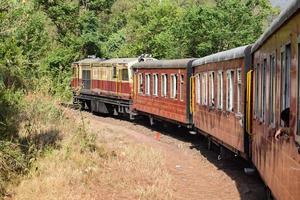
[19,128,62,155]
[131,116,267,200]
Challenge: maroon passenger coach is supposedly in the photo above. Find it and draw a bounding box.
[250,0,300,199]
[192,45,252,158]
[132,59,194,126]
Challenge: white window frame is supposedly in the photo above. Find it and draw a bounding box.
[226,70,234,112]
[196,74,201,104]
[217,70,223,110]
[153,74,158,96]
[145,74,151,95]
[161,74,168,97]
[180,74,184,101]
[209,71,215,107]
[201,73,208,105]
[170,74,178,99]
[237,68,242,114]
[138,73,143,94]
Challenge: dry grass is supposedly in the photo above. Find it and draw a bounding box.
[8,98,173,200]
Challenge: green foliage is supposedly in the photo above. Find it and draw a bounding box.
[0,89,23,139]
[0,94,64,196]
[0,0,277,100]
[100,0,276,58]
[0,140,27,196]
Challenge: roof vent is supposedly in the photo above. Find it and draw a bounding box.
[88,55,96,59]
[138,54,153,62]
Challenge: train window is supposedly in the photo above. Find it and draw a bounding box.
[201,73,208,105]
[196,74,201,104]
[261,59,267,122]
[170,74,178,99]
[254,64,259,118]
[209,72,215,107]
[180,74,184,101]
[217,71,223,109]
[237,69,242,114]
[226,70,234,112]
[269,55,276,125]
[281,44,291,125]
[112,65,117,78]
[82,70,91,90]
[161,74,168,97]
[153,74,158,96]
[145,74,151,95]
[122,69,129,81]
[138,73,143,94]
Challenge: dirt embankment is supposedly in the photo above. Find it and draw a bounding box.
[8,108,266,200]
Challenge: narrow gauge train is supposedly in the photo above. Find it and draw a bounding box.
[71,1,300,199]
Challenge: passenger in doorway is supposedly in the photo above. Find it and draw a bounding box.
[275,108,290,141]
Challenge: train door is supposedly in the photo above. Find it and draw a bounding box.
[111,64,117,95]
[82,69,91,90]
[116,67,122,95]
[190,75,195,114]
[121,66,129,95]
[246,70,253,135]
[72,64,79,88]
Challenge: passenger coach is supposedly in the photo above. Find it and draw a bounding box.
[192,45,252,158]
[250,0,300,199]
[132,59,194,127]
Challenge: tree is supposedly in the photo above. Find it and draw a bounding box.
[173,0,275,58]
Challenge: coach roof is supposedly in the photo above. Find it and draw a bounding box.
[73,58,103,65]
[101,58,139,64]
[132,58,195,69]
[252,0,300,52]
[192,45,249,67]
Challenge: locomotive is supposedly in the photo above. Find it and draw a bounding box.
[71,1,300,199]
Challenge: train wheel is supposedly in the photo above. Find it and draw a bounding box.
[149,116,154,126]
[207,137,212,150]
[266,187,274,200]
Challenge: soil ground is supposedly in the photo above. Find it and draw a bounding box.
[77,110,267,200]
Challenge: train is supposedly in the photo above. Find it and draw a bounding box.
[71,1,300,200]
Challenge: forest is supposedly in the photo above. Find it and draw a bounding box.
[0,0,277,197]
